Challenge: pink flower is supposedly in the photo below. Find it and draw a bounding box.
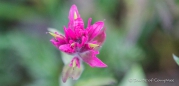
[49,4,107,82]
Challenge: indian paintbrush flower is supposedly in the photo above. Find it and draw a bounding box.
[49,4,107,83]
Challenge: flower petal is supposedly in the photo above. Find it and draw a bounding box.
[62,64,73,83]
[70,57,80,68]
[68,5,84,28]
[50,39,60,48]
[64,27,76,40]
[80,44,91,52]
[80,51,107,67]
[59,44,75,54]
[87,18,92,28]
[88,21,104,41]
[73,18,84,29]
[74,28,83,38]
[81,36,88,44]
[69,5,80,20]
[71,65,83,80]
[93,29,106,45]
[62,63,84,83]
[50,37,66,48]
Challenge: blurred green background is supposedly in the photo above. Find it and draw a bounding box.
[0,0,179,86]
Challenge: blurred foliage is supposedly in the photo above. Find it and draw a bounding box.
[119,64,147,86]
[0,31,61,86]
[173,54,179,66]
[0,0,179,86]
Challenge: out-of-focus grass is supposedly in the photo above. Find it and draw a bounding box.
[0,31,61,86]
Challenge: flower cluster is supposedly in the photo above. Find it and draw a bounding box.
[49,4,107,83]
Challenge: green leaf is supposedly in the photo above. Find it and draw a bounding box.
[119,64,147,86]
[172,54,179,66]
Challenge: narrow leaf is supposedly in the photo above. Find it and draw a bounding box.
[172,54,179,66]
